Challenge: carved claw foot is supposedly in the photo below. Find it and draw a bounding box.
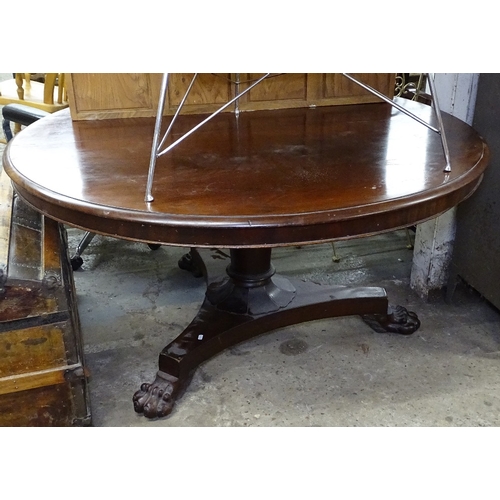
[362,304,420,335]
[178,251,203,278]
[133,371,181,419]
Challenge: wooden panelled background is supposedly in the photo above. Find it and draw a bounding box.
[66,73,395,120]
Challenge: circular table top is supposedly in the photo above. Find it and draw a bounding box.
[3,100,489,248]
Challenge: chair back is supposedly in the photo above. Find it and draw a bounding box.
[12,73,67,106]
[0,73,68,113]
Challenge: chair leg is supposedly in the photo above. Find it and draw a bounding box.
[331,242,341,262]
[405,227,414,249]
[2,119,13,142]
[69,231,162,270]
[71,231,96,270]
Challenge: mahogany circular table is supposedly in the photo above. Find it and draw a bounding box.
[3,100,489,419]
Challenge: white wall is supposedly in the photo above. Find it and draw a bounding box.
[410,73,479,299]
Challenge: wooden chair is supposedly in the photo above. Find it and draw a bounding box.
[0,73,68,141]
[2,103,50,141]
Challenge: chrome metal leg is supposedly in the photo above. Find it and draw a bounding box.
[70,231,96,270]
[145,73,271,203]
[342,73,452,172]
[331,242,340,262]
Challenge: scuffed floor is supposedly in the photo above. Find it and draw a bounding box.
[66,228,500,427]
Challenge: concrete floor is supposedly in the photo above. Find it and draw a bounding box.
[65,228,500,427]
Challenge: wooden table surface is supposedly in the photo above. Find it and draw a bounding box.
[3,99,489,249]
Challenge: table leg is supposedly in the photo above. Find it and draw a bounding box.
[133,248,420,419]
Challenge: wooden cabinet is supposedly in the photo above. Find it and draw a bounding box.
[66,73,395,120]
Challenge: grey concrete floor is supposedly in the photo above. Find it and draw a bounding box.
[66,228,500,427]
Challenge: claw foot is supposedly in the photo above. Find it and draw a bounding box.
[133,371,180,418]
[362,304,420,335]
[178,251,203,278]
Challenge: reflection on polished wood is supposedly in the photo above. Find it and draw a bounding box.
[3,100,489,418]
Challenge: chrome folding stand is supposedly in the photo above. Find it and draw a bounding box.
[145,73,271,202]
[343,73,451,173]
[144,72,451,203]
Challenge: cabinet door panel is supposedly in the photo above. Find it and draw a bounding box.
[239,73,307,109]
[166,73,232,114]
[68,73,157,119]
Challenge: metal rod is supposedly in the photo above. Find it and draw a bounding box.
[331,242,340,262]
[414,73,426,101]
[145,73,170,202]
[157,73,270,158]
[234,73,240,117]
[427,73,452,172]
[405,228,414,249]
[157,73,198,152]
[342,73,440,134]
